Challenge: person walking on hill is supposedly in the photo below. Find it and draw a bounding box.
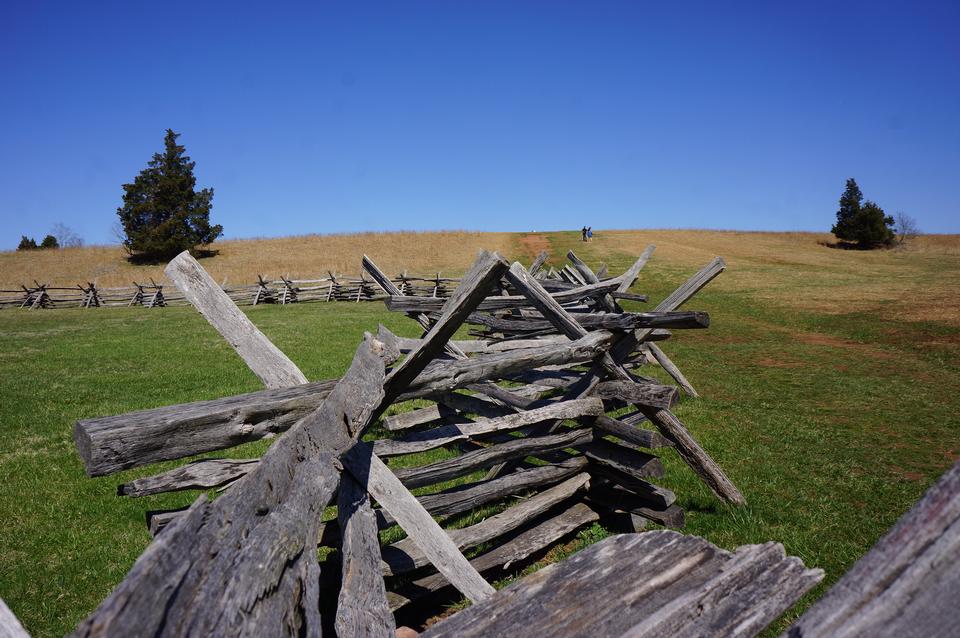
[586,227,593,241]
[581,226,587,241]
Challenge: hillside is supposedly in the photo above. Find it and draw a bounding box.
[3,230,959,329]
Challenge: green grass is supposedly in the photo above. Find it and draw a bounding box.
[2,234,959,636]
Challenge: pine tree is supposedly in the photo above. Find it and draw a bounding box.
[831,178,894,248]
[831,178,863,240]
[117,129,222,261]
[40,234,59,249]
[17,236,37,250]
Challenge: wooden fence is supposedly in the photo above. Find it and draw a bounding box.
[0,272,459,310]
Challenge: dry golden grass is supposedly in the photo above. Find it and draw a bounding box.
[0,231,518,289]
[4,229,958,329]
[592,230,960,327]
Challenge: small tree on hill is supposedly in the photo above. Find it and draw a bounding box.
[895,212,920,245]
[17,236,37,250]
[831,178,895,248]
[117,129,222,261]
[40,234,59,249]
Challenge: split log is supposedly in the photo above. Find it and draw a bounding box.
[341,444,495,603]
[586,481,686,528]
[335,474,396,638]
[374,398,603,457]
[75,331,611,477]
[644,342,699,397]
[422,531,822,638]
[592,414,673,449]
[528,250,550,276]
[592,380,680,411]
[73,379,338,476]
[117,458,259,497]
[787,459,960,638]
[394,428,594,489]
[165,251,308,388]
[388,502,600,611]
[463,310,709,334]
[616,245,657,294]
[582,438,664,481]
[381,473,590,576]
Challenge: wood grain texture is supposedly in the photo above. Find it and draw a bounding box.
[374,398,603,457]
[644,342,699,397]
[335,474,395,638]
[384,251,508,403]
[71,336,387,638]
[73,379,338,476]
[381,473,590,576]
[75,332,610,478]
[387,503,600,611]
[117,458,259,497]
[393,428,594,489]
[342,444,495,604]
[165,251,308,388]
[787,459,960,638]
[422,531,821,638]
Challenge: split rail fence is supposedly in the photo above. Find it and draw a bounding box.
[0,272,457,310]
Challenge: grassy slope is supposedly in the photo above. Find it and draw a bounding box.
[1,230,958,636]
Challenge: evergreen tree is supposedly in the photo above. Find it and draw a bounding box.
[40,234,59,249]
[117,129,222,261]
[831,178,894,248]
[831,178,863,240]
[17,236,37,250]
[851,201,895,247]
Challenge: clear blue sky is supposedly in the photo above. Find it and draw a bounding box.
[1,1,958,249]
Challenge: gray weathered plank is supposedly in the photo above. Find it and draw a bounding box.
[75,332,611,477]
[643,342,699,397]
[388,502,600,611]
[787,459,960,638]
[73,379,339,476]
[383,251,508,404]
[335,474,395,638]
[165,251,308,388]
[592,380,679,411]
[393,428,594,489]
[422,530,822,638]
[381,473,590,576]
[117,458,259,497]
[374,398,603,457]
[341,444,495,604]
[616,245,657,294]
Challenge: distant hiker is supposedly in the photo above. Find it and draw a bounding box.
[581,226,587,241]
[587,227,593,241]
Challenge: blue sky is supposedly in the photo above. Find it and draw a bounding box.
[1,1,958,249]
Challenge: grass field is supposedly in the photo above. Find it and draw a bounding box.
[1,229,959,636]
